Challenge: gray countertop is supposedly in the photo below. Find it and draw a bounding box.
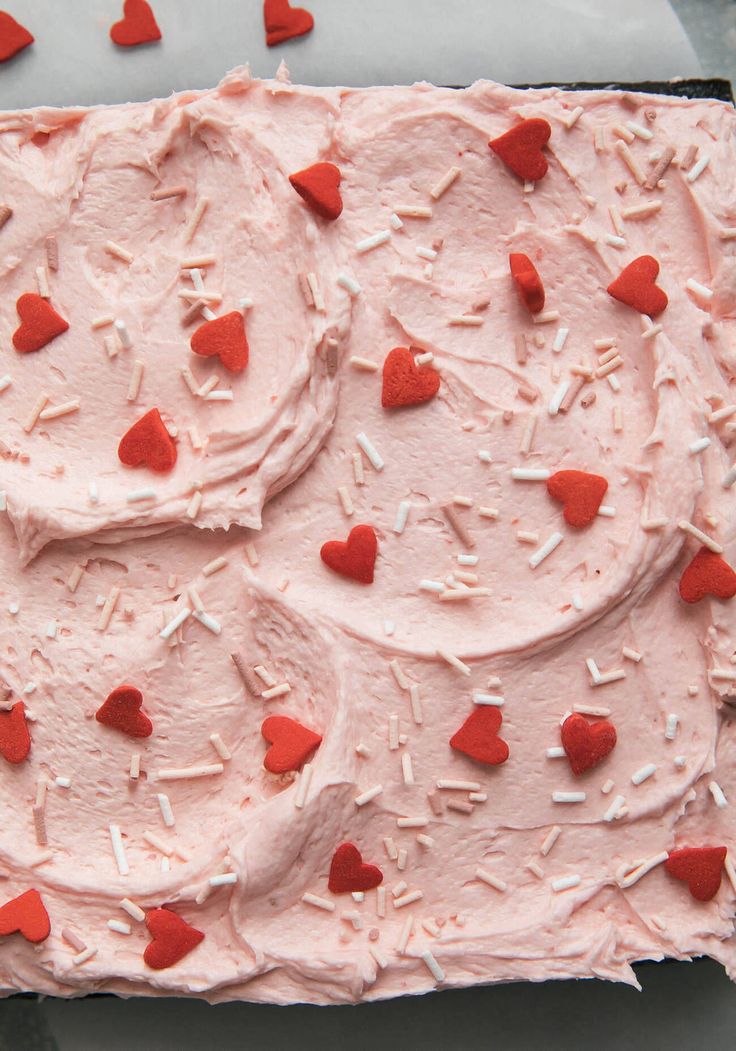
[2,1,735,1047]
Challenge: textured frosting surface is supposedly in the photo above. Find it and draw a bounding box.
[0,69,348,562]
[2,71,736,1003]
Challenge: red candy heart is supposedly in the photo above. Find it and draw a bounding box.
[0,889,49,943]
[679,546,736,604]
[560,713,617,776]
[261,715,322,774]
[0,701,31,765]
[320,525,377,584]
[381,346,440,409]
[607,255,668,317]
[328,843,383,893]
[110,0,161,47]
[450,707,509,766]
[96,685,152,739]
[665,846,727,902]
[144,908,204,970]
[509,253,545,314]
[264,0,314,47]
[489,118,551,182]
[289,162,342,221]
[547,469,608,528]
[190,311,249,373]
[13,293,69,353]
[118,408,177,472]
[0,11,33,62]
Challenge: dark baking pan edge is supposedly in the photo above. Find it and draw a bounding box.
[513,77,734,102]
[444,78,733,103]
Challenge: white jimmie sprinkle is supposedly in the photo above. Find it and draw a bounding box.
[603,794,626,822]
[394,500,411,534]
[420,949,445,983]
[551,874,581,892]
[430,166,461,200]
[540,826,561,856]
[529,532,563,569]
[302,893,335,912]
[475,868,507,893]
[436,649,471,676]
[109,824,129,876]
[631,763,656,786]
[337,273,362,296]
[356,432,384,471]
[355,784,383,807]
[356,230,391,253]
[709,781,728,808]
[686,154,710,183]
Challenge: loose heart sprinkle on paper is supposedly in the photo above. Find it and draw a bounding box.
[320,525,377,584]
[679,547,736,604]
[0,701,31,765]
[289,162,342,220]
[144,908,204,970]
[110,0,161,47]
[328,843,383,893]
[561,713,617,776]
[118,408,177,472]
[509,253,545,314]
[547,469,608,528]
[191,310,249,373]
[0,11,33,62]
[489,118,551,182]
[450,707,509,766]
[261,715,322,773]
[665,846,727,902]
[381,346,440,409]
[13,293,69,353]
[264,0,314,46]
[96,685,152,739]
[607,255,668,316]
[0,889,49,942]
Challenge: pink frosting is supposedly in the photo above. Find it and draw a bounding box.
[0,69,348,562]
[1,70,736,1003]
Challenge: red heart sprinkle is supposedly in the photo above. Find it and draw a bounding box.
[489,118,551,182]
[0,11,33,62]
[96,685,152,739]
[665,846,727,902]
[0,889,49,943]
[450,707,509,767]
[264,0,314,47]
[607,255,668,317]
[118,408,177,472]
[0,701,31,765]
[320,524,377,584]
[509,253,545,314]
[328,843,383,893]
[190,311,249,373]
[261,715,322,773]
[110,0,161,47]
[679,546,736,604]
[381,346,440,409]
[13,293,69,353]
[560,713,617,776]
[289,162,342,221]
[144,908,204,970]
[547,469,608,528]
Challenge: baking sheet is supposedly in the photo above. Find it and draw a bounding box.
[0,0,701,110]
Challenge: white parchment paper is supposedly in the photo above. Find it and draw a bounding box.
[0,0,701,111]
